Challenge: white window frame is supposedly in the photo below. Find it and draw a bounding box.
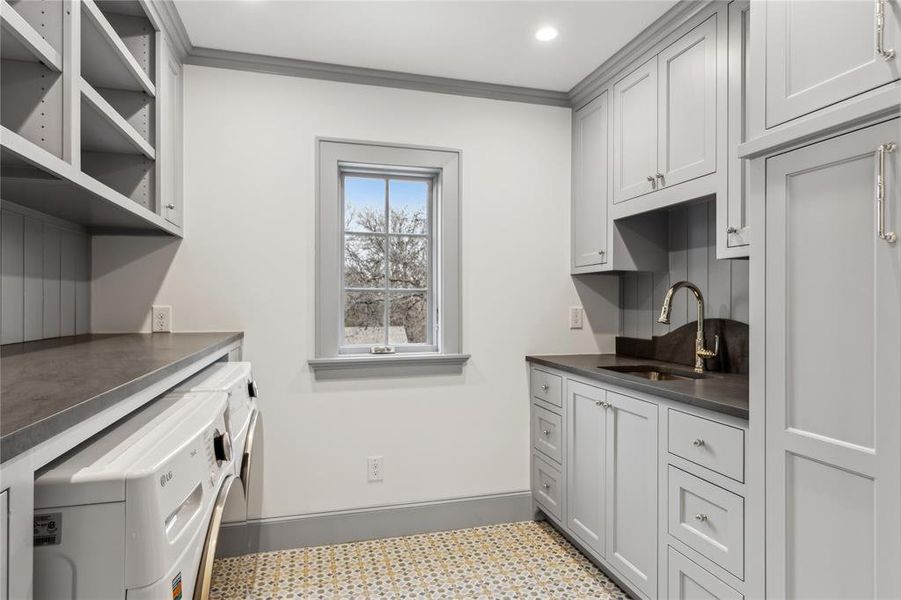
[338,168,437,355]
[312,139,467,372]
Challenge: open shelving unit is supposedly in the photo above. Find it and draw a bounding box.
[0,0,179,236]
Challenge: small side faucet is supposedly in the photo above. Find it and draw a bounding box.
[657,281,719,373]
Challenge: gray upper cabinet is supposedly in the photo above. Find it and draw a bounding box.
[158,37,184,228]
[720,0,750,258]
[763,0,901,128]
[613,56,658,203]
[765,118,901,598]
[657,14,718,189]
[572,92,609,269]
[566,380,607,557]
[605,391,657,598]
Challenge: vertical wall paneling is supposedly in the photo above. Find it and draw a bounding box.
[1,211,24,344]
[619,199,749,338]
[23,217,44,341]
[0,203,91,344]
[42,225,61,339]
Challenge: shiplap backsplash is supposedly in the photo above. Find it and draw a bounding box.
[1,201,91,344]
[620,199,749,339]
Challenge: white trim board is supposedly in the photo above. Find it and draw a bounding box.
[217,491,532,557]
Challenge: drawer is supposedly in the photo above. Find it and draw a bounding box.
[531,368,562,408]
[533,454,564,522]
[668,466,744,578]
[668,409,745,482]
[532,404,563,464]
[668,547,743,600]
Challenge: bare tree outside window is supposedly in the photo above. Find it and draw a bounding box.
[342,175,434,349]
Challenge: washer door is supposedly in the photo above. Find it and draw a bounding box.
[194,475,247,600]
[239,409,259,494]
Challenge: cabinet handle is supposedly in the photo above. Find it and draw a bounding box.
[647,175,657,190]
[877,143,897,244]
[694,514,709,522]
[692,438,705,447]
[542,429,551,436]
[540,383,549,392]
[166,203,176,210]
[876,0,896,60]
[597,250,606,256]
[726,226,738,234]
[655,173,665,187]
[595,400,603,406]
[543,482,551,490]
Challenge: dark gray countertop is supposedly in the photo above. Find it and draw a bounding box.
[526,354,748,419]
[1,332,243,462]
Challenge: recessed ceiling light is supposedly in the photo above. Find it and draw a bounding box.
[535,26,558,42]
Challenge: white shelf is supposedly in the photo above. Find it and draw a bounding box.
[81,79,155,158]
[0,0,62,71]
[80,0,155,96]
[1,126,178,235]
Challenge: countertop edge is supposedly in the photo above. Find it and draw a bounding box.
[525,355,749,420]
[1,332,244,463]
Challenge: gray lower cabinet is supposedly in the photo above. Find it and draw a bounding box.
[667,547,743,600]
[762,0,901,128]
[764,118,901,598]
[604,391,658,597]
[566,380,607,556]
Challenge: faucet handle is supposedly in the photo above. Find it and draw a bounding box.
[697,334,719,360]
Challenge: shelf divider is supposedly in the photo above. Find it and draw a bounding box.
[81,79,155,159]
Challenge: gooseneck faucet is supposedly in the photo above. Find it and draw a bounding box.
[657,281,719,373]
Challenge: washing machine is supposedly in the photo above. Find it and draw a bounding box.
[175,362,260,511]
[33,389,246,600]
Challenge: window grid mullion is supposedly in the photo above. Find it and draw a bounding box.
[382,177,390,347]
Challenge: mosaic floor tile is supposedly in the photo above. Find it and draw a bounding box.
[210,520,629,599]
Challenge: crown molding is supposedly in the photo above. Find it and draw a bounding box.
[184,47,571,107]
[567,0,716,109]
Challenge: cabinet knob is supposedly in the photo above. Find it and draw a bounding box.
[540,383,549,392]
[542,429,550,436]
[655,173,665,186]
[166,203,176,210]
[726,226,738,234]
[692,438,705,447]
[598,250,605,256]
[695,514,709,522]
[595,400,602,406]
[543,482,551,490]
[647,175,657,189]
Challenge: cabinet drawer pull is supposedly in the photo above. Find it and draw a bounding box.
[695,513,709,522]
[542,429,550,436]
[692,438,705,447]
[540,383,549,392]
[877,0,896,60]
[726,226,738,234]
[877,143,897,244]
[595,400,602,406]
[543,482,551,490]
[647,175,657,190]
[655,173,665,186]
[166,203,176,210]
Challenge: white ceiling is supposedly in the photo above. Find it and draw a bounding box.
[174,1,678,92]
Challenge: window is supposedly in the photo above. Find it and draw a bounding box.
[313,139,466,371]
[341,172,435,353]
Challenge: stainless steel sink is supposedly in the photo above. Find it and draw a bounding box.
[598,365,705,381]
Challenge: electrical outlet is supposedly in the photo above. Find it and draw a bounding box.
[367,456,384,482]
[152,305,172,332]
[569,306,583,329]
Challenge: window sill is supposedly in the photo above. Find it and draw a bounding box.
[308,353,470,378]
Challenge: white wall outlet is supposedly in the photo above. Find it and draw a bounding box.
[152,305,172,332]
[367,456,384,482]
[569,306,584,329]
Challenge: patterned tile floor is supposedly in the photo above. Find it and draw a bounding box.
[210,521,629,599]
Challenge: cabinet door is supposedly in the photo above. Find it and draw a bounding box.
[0,490,6,600]
[765,0,901,127]
[765,119,901,599]
[565,380,607,557]
[158,37,184,228]
[657,15,718,188]
[605,391,657,597]
[721,0,750,258]
[613,57,658,203]
[572,93,609,270]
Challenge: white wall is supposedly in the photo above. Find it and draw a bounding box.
[91,65,619,521]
